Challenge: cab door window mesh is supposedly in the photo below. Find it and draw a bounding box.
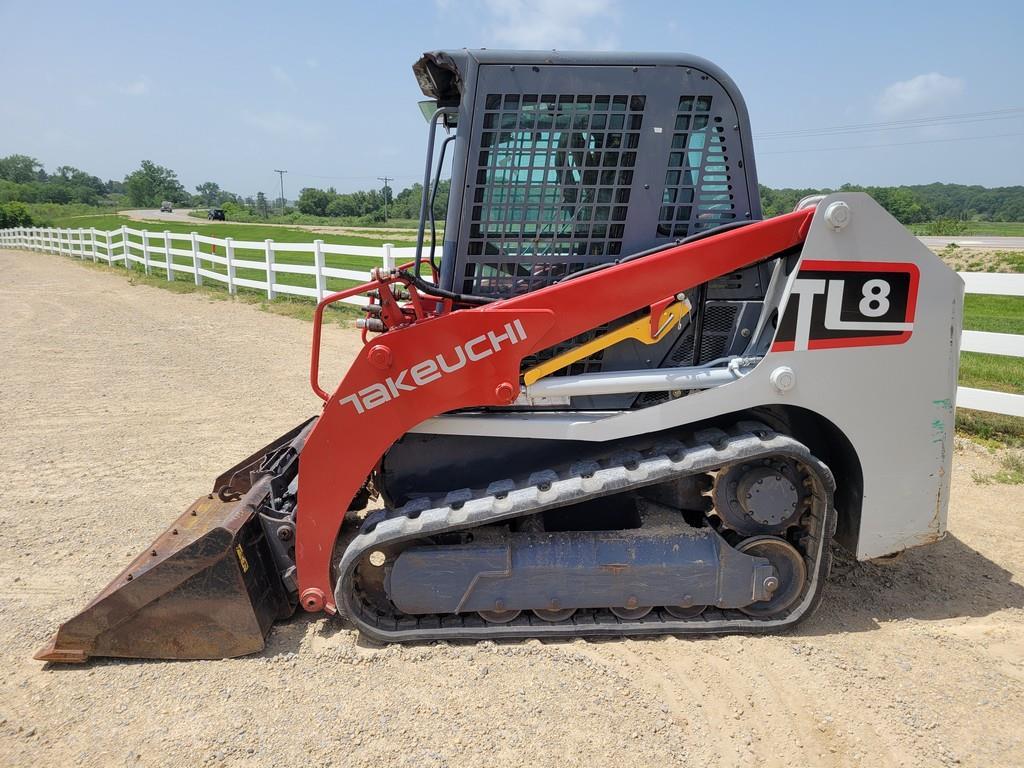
[465,93,645,297]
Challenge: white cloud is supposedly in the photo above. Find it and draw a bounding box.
[271,66,294,89]
[242,111,326,139]
[481,0,619,50]
[116,78,150,97]
[876,73,965,117]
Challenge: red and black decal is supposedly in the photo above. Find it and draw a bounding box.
[772,260,920,352]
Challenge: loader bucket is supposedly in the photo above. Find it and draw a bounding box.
[35,420,314,663]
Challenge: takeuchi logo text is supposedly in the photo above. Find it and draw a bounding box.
[339,319,528,414]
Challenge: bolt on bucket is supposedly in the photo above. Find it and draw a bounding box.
[35,420,315,663]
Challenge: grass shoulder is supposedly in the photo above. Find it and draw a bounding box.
[189,209,427,230]
[910,220,1024,237]
[969,445,1024,485]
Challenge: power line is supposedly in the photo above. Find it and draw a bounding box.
[288,170,422,181]
[756,107,1024,139]
[758,113,1024,140]
[757,107,1024,136]
[758,130,1024,155]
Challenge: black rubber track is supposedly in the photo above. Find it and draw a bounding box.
[335,421,836,642]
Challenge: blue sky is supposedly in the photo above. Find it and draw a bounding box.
[1,0,1022,197]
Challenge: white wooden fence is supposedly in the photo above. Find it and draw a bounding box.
[1,225,1022,418]
[956,273,1024,418]
[0,224,417,307]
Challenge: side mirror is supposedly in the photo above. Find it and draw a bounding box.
[418,100,438,122]
[419,100,457,130]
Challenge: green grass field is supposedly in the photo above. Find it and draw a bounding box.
[44,212,415,247]
[186,209,427,230]
[963,294,1024,335]
[957,293,1024,446]
[959,294,1024,402]
[947,221,1024,237]
[909,220,1024,237]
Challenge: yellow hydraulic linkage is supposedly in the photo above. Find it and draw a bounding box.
[523,296,691,386]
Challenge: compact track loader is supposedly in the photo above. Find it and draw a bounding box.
[37,50,964,663]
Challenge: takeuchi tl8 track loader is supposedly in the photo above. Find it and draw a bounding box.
[37,50,964,663]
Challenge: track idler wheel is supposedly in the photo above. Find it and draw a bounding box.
[736,536,806,617]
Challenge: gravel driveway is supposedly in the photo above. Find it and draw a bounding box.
[0,249,1021,768]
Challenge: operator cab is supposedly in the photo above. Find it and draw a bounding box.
[412,50,770,407]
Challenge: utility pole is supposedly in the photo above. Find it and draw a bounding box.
[274,169,288,214]
[377,175,393,223]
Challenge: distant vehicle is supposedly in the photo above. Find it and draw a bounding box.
[208,208,226,221]
[160,201,173,213]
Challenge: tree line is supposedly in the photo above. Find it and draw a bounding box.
[0,154,123,206]
[760,183,1024,224]
[2,153,1024,229]
[0,154,191,208]
[0,155,260,211]
[294,181,450,222]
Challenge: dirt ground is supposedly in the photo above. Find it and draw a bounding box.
[1,249,1022,768]
[928,246,1022,273]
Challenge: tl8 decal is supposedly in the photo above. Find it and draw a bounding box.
[773,260,920,352]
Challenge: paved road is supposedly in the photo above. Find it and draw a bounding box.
[918,235,1024,250]
[120,208,205,223]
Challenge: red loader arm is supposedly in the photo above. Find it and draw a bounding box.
[296,208,814,613]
